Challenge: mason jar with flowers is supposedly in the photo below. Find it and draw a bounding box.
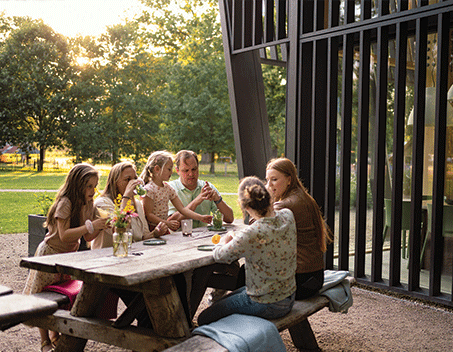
[109,195,138,257]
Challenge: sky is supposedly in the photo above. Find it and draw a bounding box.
[1,0,145,37]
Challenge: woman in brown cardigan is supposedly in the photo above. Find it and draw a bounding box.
[266,157,332,300]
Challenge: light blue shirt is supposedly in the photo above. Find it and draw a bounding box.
[168,178,218,228]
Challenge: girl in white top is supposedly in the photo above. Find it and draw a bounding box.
[197,176,297,326]
[140,151,212,231]
[92,161,168,249]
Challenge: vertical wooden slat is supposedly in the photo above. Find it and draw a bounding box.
[431,12,450,296]
[408,17,428,292]
[355,29,371,279]
[389,17,408,287]
[371,24,389,283]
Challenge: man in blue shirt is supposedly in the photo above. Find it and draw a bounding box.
[167,150,234,227]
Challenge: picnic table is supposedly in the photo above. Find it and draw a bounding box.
[20,221,245,352]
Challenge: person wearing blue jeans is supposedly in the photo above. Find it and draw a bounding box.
[197,176,297,326]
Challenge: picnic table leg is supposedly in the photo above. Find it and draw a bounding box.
[288,318,320,351]
[54,282,109,352]
[143,276,191,338]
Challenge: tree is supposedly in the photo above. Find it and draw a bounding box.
[66,20,167,165]
[141,0,235,173]
[0,17,74,171]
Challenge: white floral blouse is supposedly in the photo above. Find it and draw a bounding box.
[213,208,297,304]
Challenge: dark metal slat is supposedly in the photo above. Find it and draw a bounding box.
[284,0,301,162]
[311,38,328,209]
[408,16,428,292]
[265,0,274,43]
[371,25,389,283]
[389,18,408,287]
[297,41,314,189]
[325,35,340,270]
[430,12,450,297]
[338,32,354,271]
[252,0,263,46]
[355,29,371,279]
[276,0,287,40]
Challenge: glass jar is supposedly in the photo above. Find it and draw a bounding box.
[113,227,129,257]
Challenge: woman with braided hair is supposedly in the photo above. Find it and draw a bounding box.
[197,176,297,326]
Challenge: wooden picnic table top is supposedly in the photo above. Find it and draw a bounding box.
[20,222,243,288]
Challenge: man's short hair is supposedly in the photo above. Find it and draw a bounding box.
[174,150,199,169]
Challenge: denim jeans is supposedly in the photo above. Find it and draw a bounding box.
[197,286,295,326]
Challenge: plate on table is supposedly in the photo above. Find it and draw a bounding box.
[197,244,216,251]
[143,238,167,245]
[207,226,227,232]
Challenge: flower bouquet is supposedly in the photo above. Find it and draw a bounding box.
[109,195,138,257]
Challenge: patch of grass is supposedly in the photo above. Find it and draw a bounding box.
[0,192,57,234]
[0,171,108,190]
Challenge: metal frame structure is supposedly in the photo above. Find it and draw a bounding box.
[219,0,453,307]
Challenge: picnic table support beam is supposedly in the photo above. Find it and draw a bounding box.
[288,319,320,351]
[144,277,191,338]
[54,282,109,352]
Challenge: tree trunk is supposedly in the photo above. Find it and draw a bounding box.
[209,152,215,174]
[38,147,45,172]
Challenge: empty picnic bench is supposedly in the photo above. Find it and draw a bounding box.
[0,284,69,332]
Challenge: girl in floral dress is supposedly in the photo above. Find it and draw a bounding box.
[197,176,297,326]
[23,163,108,352]
[140,150,212,232]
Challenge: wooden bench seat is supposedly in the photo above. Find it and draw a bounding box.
[163,294,330,352]
[0,285,70,332]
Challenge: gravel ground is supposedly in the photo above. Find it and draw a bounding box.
[1,232,453,352]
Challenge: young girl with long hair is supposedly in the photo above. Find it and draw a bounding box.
[266,157,332,300]
[23,163,108,352]
[197,176,297,326]
[140,151,212,231]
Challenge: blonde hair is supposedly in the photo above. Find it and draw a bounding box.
[238,176,271,217]
[140,150,174,184]
[101,161,136,200]
[46,163,98,229]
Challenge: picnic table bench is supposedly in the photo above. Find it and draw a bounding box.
[0,284,69,332]
[163,276,354,352]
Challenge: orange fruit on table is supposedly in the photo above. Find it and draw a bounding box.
[211,234,221,244]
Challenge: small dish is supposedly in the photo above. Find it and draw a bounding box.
[197,244,216,251]
[143,238,166,245]
[207,226,227,232]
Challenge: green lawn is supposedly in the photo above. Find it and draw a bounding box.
[0,166,242,234]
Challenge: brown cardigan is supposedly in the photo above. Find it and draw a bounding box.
[274,188,325,274]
